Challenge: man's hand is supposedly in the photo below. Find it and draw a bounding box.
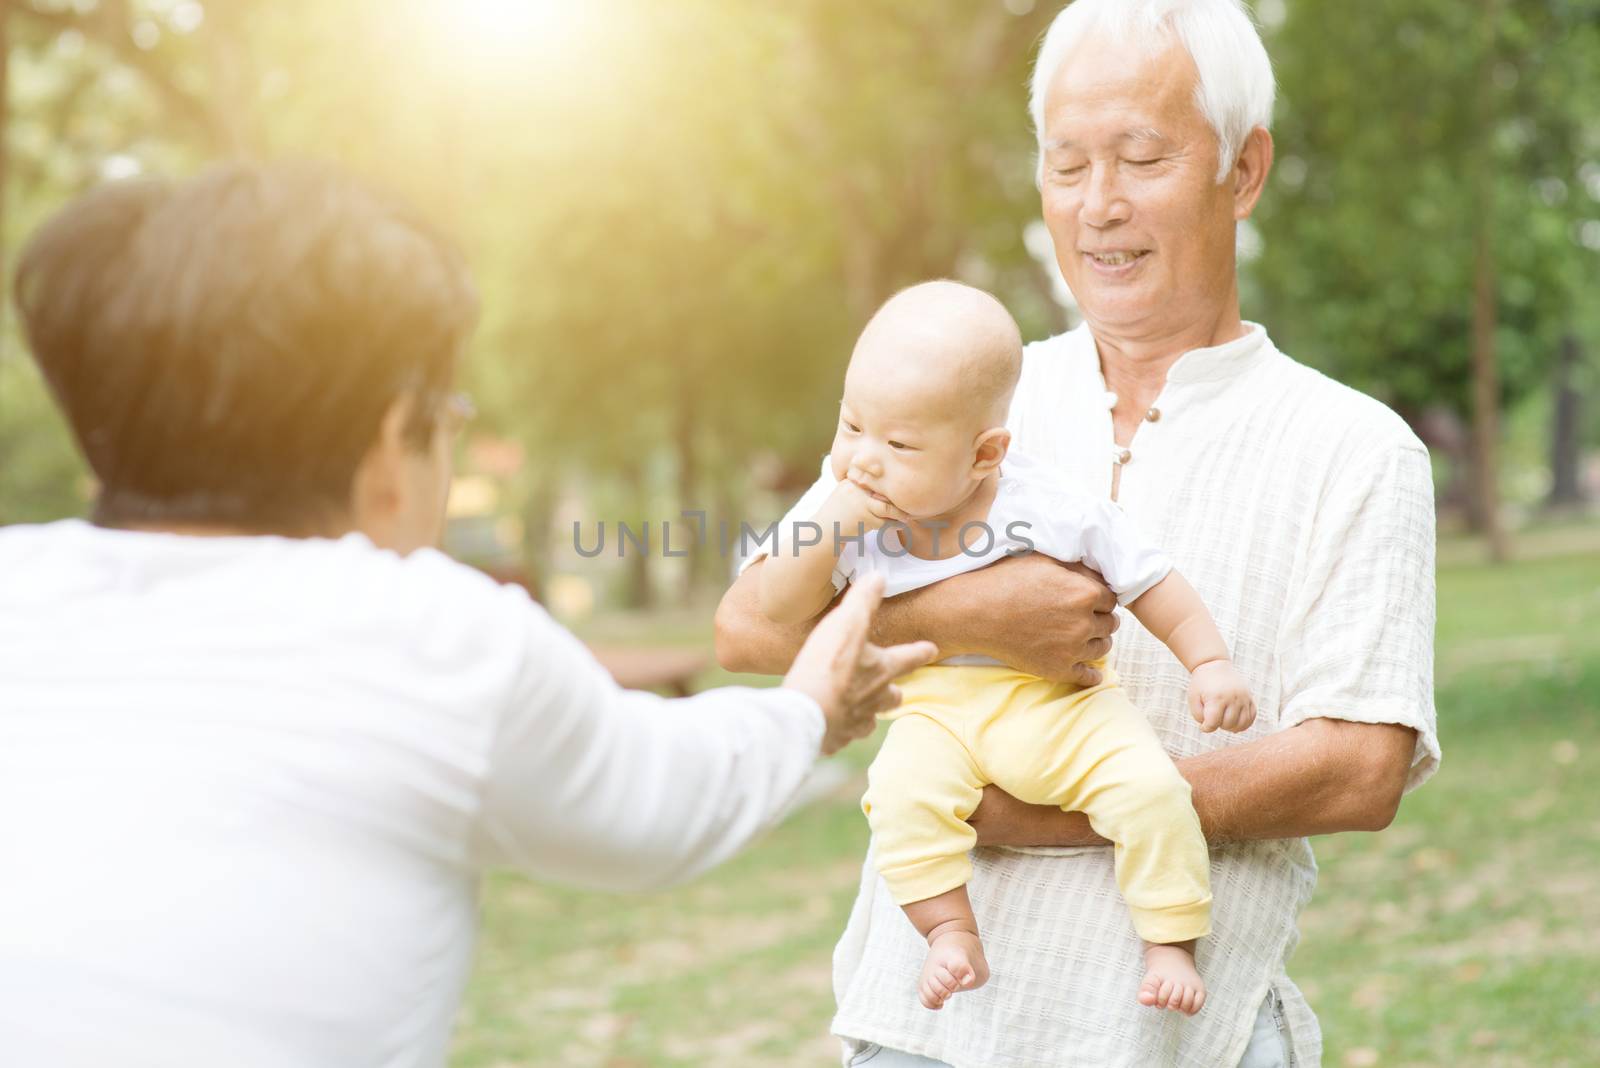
[945,554,1120,688]
[716,545,1118,685]
[968,784,1109,848]
[782,574,939,755]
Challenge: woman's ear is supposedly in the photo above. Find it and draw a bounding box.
[348,398,413,549]
[972,427,1012,475]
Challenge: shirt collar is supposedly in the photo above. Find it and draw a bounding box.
[1159,321,1270,385]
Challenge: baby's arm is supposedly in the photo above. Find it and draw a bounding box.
[1128,572,1257,733]
[759,480,888,625]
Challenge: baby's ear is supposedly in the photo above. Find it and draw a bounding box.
[973,427,1011,472]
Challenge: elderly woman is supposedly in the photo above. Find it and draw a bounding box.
[0,164,935,1067]
[716,1,1439,1065]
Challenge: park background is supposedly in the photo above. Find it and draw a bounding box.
[0,1,1596,1064]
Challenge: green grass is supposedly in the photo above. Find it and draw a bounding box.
[451,539,1600,1067]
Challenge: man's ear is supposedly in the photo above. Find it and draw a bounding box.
[972,426,1012,475]
[1232,126,1274,221]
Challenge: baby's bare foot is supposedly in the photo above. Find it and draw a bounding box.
[1138,941,1206,1015]
[919,929,990,1010]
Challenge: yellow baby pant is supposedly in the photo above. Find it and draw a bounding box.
[862,664,1212,944]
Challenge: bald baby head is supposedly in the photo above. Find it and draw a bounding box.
[849,280,1024,430]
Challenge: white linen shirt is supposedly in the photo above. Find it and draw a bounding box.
[807,323,1439,1067]
[0,521,824,1068]
[772,448,1173,607]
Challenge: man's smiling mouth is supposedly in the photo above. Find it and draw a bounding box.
[1083,249,1151,267]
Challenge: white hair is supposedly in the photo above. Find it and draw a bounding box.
[1029,0,1276,184]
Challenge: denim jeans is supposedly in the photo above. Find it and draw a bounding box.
[844,993,1289,1068]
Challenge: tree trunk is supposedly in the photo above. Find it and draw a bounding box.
[1546,332,1587,509]
[1,0,9,349]
[1468,0,1510,563]
[518,474,558,603]
[1469,219,1510,562]
[674,384,702,601]
[621,462,654,611]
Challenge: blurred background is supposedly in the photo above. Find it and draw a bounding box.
[0,1,1596,1065]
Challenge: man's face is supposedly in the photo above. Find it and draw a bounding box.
[1038,38,1240,339]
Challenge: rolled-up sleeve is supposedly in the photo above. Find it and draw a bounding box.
[471,592,825,890]
[1276,441,1440,792]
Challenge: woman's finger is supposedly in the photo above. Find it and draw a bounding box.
[868,683,903,716]
[826,573,885,665]
[870,639,939,683]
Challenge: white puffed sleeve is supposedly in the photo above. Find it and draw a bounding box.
[1022,487,1174,605]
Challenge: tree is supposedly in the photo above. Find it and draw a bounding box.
[1254,0,1600,560]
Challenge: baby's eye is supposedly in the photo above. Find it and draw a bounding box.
[842,421,861,433]
[888,441,912,451]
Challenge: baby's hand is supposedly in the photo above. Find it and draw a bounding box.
[821,478,898,533]
[1187,660,1256,733]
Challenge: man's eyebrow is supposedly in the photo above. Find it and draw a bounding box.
[1044,128,1169,151]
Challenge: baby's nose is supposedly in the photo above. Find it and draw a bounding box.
[852,448,884,477]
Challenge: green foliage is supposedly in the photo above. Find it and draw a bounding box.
[0,354,87,522]
[4,0,1598,563]
[1254,0,1600,419]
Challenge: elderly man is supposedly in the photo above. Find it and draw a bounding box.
[715,1,1438,1065]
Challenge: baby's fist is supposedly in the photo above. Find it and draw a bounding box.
[1187,660,1256,733]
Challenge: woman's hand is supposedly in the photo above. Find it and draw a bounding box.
[782,574,939,755]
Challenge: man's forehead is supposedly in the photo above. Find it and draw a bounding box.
[1042,37,1201,129]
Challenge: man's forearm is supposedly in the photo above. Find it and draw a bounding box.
[970,717,1417,847]
[716,561,964,675]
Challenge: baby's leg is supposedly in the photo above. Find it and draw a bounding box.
[863,713,989,1010]
[904,885,989,1011]
[978,684,1212,1015]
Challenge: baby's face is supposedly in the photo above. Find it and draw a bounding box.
[829,348,991,521]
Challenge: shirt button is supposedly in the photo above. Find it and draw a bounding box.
[1145,407,1162,422]
[1115,448,1132,464]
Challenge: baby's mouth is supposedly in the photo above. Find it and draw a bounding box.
[852,479,893,506]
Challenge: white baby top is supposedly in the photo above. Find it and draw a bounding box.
[0,520,824,1068]
[766,448,1173,606]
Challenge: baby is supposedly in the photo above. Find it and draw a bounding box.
[759,281,1256,1015]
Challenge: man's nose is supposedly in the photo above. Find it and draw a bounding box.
[1080,163,1130,229]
